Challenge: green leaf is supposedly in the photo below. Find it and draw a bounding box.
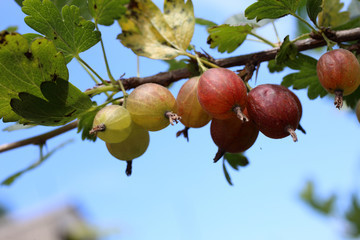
[195,18,217,28]
[77,107,100,141]
[344,86,360,109]
[318,0,350,27]
[5,26,18,32]
[245,0,301,21]
[348,0,360,18]
[207,24,253,53]
[11,78,92,126]
[306,0,322,26]
[118,0,194,60]
[163,59,188,71]
[225,13,273,28]
[52,0,93,20]
[275,35,298,65]
[22,33,44,43]
[15,0,24,6]
[1,140,73,186]
[268,59,286,73]
[88,0,129,26]
[22,0,101,63]
[164,0,195,51]
[300,181,336,215]
[346,195,360,237]
[224,152,249,170]
[0,33,68,123]
[281,53,328,99]
[3,123,35,132]
[333,16,360,30]
[222,159,233,186]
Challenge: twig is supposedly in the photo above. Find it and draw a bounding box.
[0,121,78,153]
[2,28,360,154]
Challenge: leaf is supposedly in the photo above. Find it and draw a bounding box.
[318,0,350,27]
[306,0,322,26]
[348,0,360,18]
[77,107,100,141]
[300,180,336,215]
[224,152,249,170]
[268,59,286,73]
[275,35,298,65]
[332,16,360,30]
[0,33,68,123]
[118,0,194,60]
[281,53,328,99]
[345,195,360,237]
[222,159,233,186]
[1,140,73,186]
[22,33,44,43]
[163,0,195,50]
[207,24,253,53]
[22,0,101,63]
[245,0,301,21]
[163,59,188,71]
[195,18,217,28]
[225,13,273,28]
[11,78,92,126]
[5,26,18,32]
[344,86,360,109]
[88,0,129,26]
[52,0,93,20]
[15,0,24,6]
[3,123,35,132]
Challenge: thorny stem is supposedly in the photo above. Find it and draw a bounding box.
[0,121,78,153]
[334,90,344,109]
[176,127,190,142]
[232,105,249,122]
[165,111,181,126]
[126,160,133,176]
[214,148,226,163]
[286,126,298,142]
[3,28,360,154]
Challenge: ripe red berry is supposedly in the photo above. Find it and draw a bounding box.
[210,109,259,162]
[317,49,360,109]
[197,68,248,121]
[246,84,301,142]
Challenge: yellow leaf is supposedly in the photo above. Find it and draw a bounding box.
[164,0,195,50]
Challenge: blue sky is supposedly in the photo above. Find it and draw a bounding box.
[1,0,360,240]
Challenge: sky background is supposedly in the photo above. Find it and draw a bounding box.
[1,0,360,240]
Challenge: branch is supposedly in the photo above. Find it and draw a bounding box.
[0,121,78,153]
[2,27,360,154]
[117,27,360,89]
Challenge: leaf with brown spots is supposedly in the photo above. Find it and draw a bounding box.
[118,0,195,60]
[163,0,195,50]
[0,33,68,123]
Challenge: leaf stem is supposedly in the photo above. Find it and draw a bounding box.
[291,13,318,33]
[249,32,277,48]
[272,22,281,44]
[96,24,128,106]
[77,57,108,85]
[182,51,219,69]
[85,85,119,96]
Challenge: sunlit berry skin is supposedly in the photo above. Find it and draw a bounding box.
[317,49,360,96]
[176,77,211,128]
[246,84,301,140]
[197,68,247,120]
[126,83,177,131]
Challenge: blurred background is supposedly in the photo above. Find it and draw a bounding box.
[1,0,360,239]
